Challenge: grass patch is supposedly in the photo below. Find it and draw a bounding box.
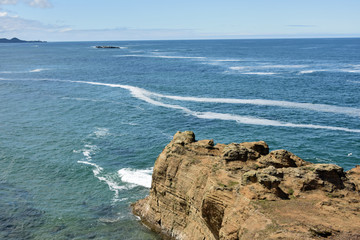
[212,163,221,173]
[287,188,294,196]
[228,181,239,187]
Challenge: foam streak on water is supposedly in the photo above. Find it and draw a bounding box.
[1,39,360,239]
[0,78,358,132]
[68,80,360,117]
[78,160,127,200]
[153,93,360,117]
[114,54,205,59]
[69,80,360,133]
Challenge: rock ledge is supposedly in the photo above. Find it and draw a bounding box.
[132,131,360,240]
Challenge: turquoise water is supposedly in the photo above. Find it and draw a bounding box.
[0,39,359,239]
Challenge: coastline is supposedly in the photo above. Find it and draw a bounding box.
[132,131,360,240]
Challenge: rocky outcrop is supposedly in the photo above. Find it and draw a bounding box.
[95,46,121,49]
[132,131,360,240]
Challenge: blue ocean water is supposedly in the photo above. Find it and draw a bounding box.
[0,38,359,239]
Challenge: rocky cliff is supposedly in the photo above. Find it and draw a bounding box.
[132,131,360,240]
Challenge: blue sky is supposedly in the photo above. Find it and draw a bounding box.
[0,0,360,41]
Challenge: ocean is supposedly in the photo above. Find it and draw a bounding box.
[0,38,359,239]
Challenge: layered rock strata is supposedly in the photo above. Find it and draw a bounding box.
[132,131,360,240]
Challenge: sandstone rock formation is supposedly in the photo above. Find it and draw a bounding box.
[132,131,360,240]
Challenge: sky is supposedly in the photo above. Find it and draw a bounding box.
[0,0,360,41]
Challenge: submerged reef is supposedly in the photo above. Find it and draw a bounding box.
[132,131,360,240]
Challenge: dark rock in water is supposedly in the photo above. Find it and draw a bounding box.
[95,46,121,49]
[132,131,360,240]
[0,37,46,43]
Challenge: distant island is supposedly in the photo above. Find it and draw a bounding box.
[0,38,46,43]
[95,46,121,49]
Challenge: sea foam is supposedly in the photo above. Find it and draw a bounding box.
[67,80,360,133]
[342,69,360,73]
[114,54,205,59]
[93,127,110,138]
[154,94,360,117]
[118,168,153,188]
[299,70,325,74]
[30,69,46,73]
[212,59,244,62]
[228,66,246,70]
[78,160,127,201]
[259,64,307,68]
[240,72,277,75]
[348,80,360,84]
[3,78,360,133]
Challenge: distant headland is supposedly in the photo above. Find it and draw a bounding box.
[0,38,46,43]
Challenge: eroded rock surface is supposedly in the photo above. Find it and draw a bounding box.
[132,131,360,240]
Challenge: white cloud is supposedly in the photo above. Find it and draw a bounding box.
[0,0,52,8]
[27,0,52,8]
[0,0,17,4]
[0,14,65,39]
[59,27,72,33]
[0,11,8,16]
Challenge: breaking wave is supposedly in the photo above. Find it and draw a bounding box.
[117,168,153,188]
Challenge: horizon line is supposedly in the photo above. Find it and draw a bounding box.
[44,36,360,43]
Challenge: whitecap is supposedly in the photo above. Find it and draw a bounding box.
[299,70,317,74]
[120,122,138,126]
[347,80,360,84]
[93,127,110,138]
[228,66,246,70]
[113,54,205,59]
[342,69,360,73]
[114,54,144,57]
[81,144,98,161]
[154,55,206,59]
[240,72,278,75]
[30,69,46,73]
[212,59,244,62]
[259,64,308,68]
[118,168,153,188]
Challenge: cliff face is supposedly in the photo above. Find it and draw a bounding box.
[132,131,360,240]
